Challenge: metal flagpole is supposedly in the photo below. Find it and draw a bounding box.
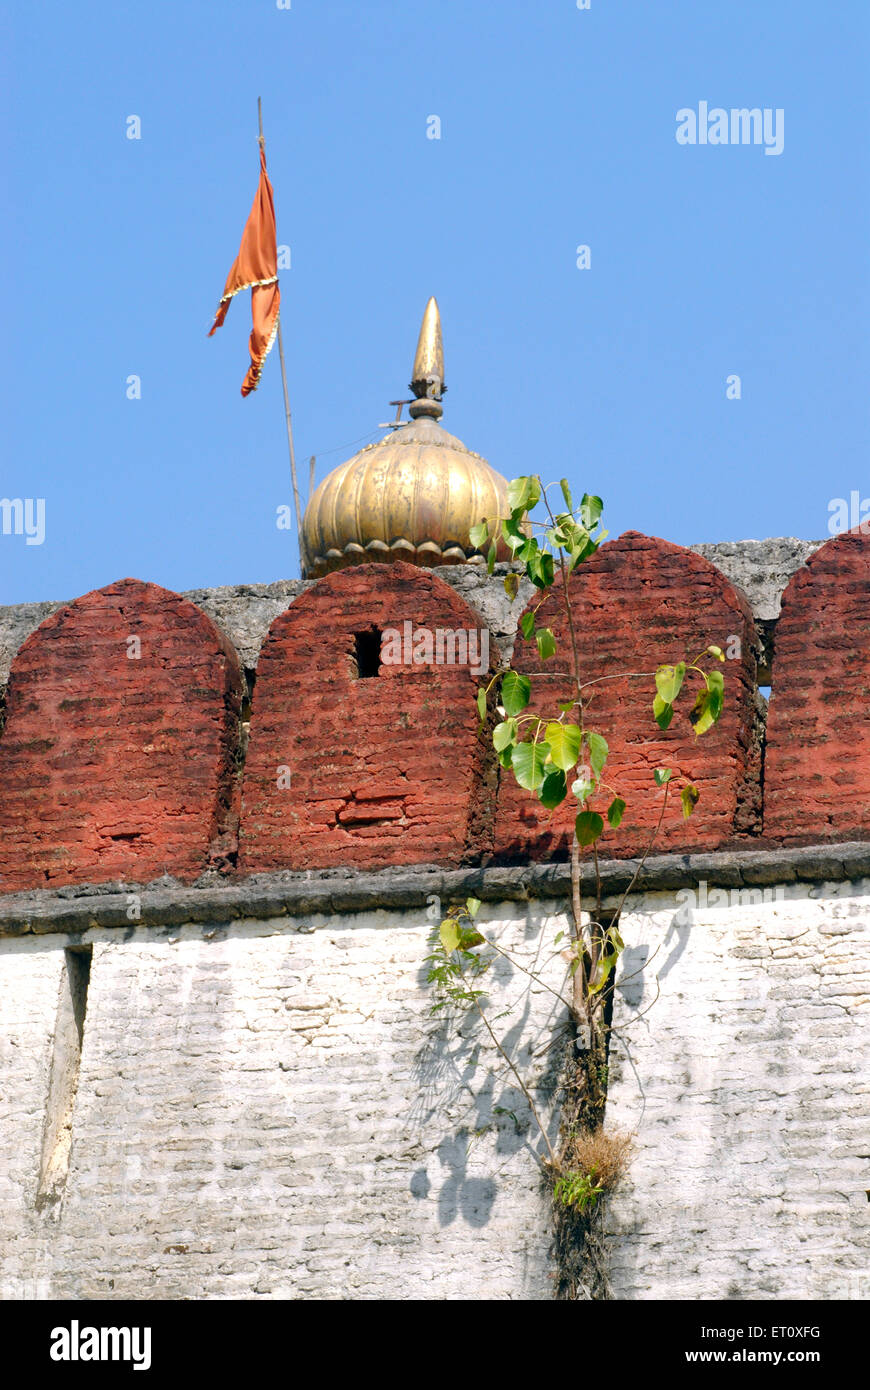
[258,97,304,571]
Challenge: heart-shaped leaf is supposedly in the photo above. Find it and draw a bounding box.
[511,740,550,791]
[538,768,568,809]
[653,694,674,731]
[493,719,517,752]
[655,662,686,705]
[535,627,556,660]
[501,670,531,716]
[575,810,604,846]
[440,919,460,953]
[545,722,582,771]
[586,731,608,777]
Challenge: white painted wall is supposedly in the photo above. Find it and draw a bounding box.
[605,880,870,1300]
[0,880,867,1300]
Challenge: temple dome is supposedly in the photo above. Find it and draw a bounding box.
[301,299,512,578]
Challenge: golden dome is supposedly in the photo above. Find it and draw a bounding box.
[301,298,512,578]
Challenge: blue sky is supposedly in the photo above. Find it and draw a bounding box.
[1,0,867,604]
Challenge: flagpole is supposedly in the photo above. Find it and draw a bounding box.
[258,97,304,572]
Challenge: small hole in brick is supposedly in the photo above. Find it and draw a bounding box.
[352,628,382,679]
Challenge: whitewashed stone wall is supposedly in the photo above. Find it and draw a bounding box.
[605,880,870,1301]
[0,906,568,1300]
[1,881,867,1300]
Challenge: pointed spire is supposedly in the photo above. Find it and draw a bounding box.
[409,297,446,419]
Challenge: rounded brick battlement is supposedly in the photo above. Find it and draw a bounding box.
[0,533,866,893]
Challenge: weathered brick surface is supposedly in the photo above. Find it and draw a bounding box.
[605,882,870,1300]
[239,563,499,872]
[0,579,243,891]
[764,529,870,844]
[494,532,760,861]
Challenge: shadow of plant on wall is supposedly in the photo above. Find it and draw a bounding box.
[410,928,568,1231]
[422,477,727,1298]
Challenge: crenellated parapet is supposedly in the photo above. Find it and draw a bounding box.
[764,527,870,844]
[0,579,243,892]
[0,532,867,896]
[494,532,761,860]
[238,561,500,872]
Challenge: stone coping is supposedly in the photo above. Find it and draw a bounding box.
[1,841,868,937]
[0,538,825,687]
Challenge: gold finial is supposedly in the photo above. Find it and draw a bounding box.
[409,297,445,418]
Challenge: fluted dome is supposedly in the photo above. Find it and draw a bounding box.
[301,299,512,578]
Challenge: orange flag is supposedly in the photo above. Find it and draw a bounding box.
[209,145,280,396]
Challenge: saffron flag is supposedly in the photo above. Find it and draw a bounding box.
[209,146,280,396]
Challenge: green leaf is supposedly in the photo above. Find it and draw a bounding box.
[538,767,568,809]
[506,477,529,512]
[707,668,725,718]
[654,768,672,787]
[575,810,604,846]
[545,721,582,771]
[554,931,564,945]
[519,611,535,640]
[506,475,541,514]
[535,627,556,660]
[501,670,531,716]
[572,774,595,804]
[653,694,674,731]
[690,670,723,736]
[568,533,596,571]
[476,688,487,721]
[465,897,481,918]
[503,572,519,600]
[517,536,538,566]
[655,662,686,705]
[486,540,497,575]
[690,690,714,735]
[588,954,616,995]
[529,550,555,590]
[559,479,573,510]
[707,645,725,662]
[607,796,626,829]
[511,740,551,791]
[493,719,517,752]
[501,516,527,552]
[440,920,460,953]
[469,521,489,548]
[558,701,575,714]
[579,493,603,529]
[586,731,608,778]
[607,925,625,954]
[497,745,513,769]
[681,784,700,819]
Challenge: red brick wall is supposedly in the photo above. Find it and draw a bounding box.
[0,579,242,891]
[494,533,760,860]
[2,536,867,894]
[238,562,499,872]
[765,528,870,844]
